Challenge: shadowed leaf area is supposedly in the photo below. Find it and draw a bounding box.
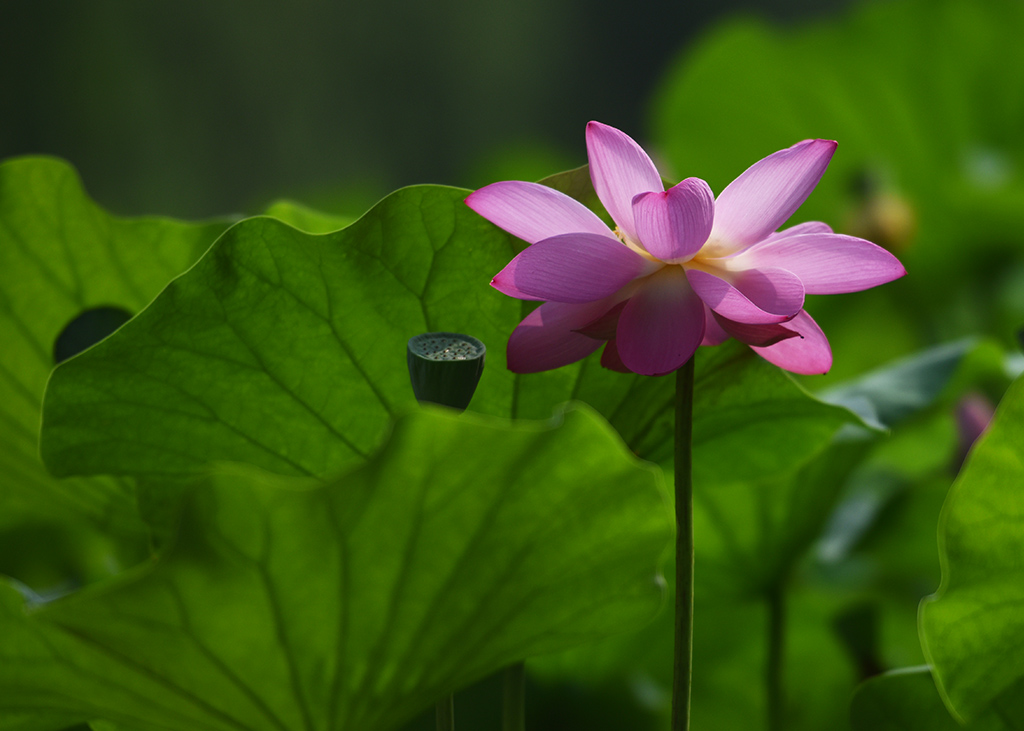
[0,156,233,588]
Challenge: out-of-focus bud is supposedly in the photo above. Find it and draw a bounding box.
[407,332,485,412]
[845,170,917,253]
[953,392,995,472]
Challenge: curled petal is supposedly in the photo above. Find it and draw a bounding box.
[751,310,832,374]
[701,304,730,346]
[465,180,614,244]
[712,139,837,248]
[712,313,800,347]
[736,232,907,294]
[616,267,706,376]
[600,339,631,373]
[491,233,656,304]
[586,121,664,242]
[574,300,628,340]
[632,177,714,262]
[686,266,804,324]
[506,298,621,373]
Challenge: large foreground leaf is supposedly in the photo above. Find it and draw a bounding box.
[0,157,231,584]
[2,405,671,731]
[41,185,521,479]
[920,374,1024,723]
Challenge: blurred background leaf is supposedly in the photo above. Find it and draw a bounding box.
[850,666,1016,730]
[651,0,1024,384]
[921,372,1024,723]
[0,157,231,592]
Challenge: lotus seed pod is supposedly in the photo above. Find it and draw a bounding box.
[407,332,485,411]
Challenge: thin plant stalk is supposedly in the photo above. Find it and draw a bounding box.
[503,661,526,731]
[672,358,695,731]
[436,694,454,731]
[766,585,785,731]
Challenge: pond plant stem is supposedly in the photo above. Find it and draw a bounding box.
[436,693,454,731]
[503,661,526,731]
[672,358,695,731]
[766,585,785,731]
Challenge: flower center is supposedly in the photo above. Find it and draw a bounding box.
[693,237,737,260]
[613,226,661,263]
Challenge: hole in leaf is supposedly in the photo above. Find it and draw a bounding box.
[53,306,133,364]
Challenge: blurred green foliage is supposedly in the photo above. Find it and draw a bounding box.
[652,0,1024,384]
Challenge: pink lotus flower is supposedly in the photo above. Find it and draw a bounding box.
[466,122,906,376]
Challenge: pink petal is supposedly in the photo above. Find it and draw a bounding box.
[506,299,619,373]
[751,310,832,375]
[712,139,837,248]
[616,267,706,376]
[491,233,654,304]
[600,339,631,373]
[586,121,664,243]
[465,180,615,244]
[574,300,628,340]
[632,177,714,262]
[701,304,730,346]
[737,233,907,294]
[686,266,804,324]
[761,220,833,243]
[712,313,800,347]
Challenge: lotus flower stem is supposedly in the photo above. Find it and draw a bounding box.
[672,357,695,731]
[436,694,454,731]
[503,661,526,731]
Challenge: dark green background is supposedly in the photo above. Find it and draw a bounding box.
[1,0,847,218]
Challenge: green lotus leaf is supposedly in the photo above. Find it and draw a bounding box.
[850,666,1010,730]
[2,405,671,731]
[0,156,231,586]
[921,373,1024,723]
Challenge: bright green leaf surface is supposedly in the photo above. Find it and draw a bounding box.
[2,405,670,731]
[41,185,522,479]
[0,157,231,584]
[921,374,1024,723]
[263,200,354,234]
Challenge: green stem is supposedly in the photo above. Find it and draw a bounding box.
[436,694,454,731]
[503,661,526,731]
[766,586,785,731]
[672,358,695,731]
